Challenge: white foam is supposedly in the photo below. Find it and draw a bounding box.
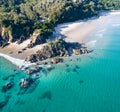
[0,53,35,69]
[112,24,120,27]
[109,11,120,15]
[97,29,106,33]
[95,33,103,38]
[86,40,97,47]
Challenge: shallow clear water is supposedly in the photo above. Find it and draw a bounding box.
[0,14,120,112]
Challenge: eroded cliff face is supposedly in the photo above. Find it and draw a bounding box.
[0,27,13,42]
[31,29,46,45]
[26,29,47,48]
[0,27,47,48]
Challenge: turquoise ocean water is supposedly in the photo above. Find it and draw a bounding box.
[0,13,120,112]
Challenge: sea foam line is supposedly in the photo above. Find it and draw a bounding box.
[112,24,120,27]
[86,40,97,48]
[0,53,35,68]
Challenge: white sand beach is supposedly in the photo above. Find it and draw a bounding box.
[55,12,109,43]
[0,11,120,67]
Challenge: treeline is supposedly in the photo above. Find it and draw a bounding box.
[0,0,120,43]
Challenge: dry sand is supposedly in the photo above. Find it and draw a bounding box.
[0,11,119,67]
[55,12,108,43]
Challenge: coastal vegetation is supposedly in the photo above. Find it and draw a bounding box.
[0,0,120,45]
[1,1,120,111]
[25,39,89,63]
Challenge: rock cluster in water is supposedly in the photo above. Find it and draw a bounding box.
[2,82,14,92]
[19,78,34,88]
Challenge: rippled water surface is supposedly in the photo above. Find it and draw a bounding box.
[0,13,120,112]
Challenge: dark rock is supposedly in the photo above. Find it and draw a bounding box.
[0,102,6,109]
[2,42,9,48]
[19,78,34,88]
[25,39,89,63]
[27,43,34,48]
[17,35,26,44]
[43,62,48,65]
[0,96,10,109]
[2,82,14,92]
[26,69,34,75]
[33,74,39,78]
[21,48,26,51]
[13,69,17,72]
[31,30,46,46]
[25,54,37,62]
[26,66,41,75]
[18,50,22,54]
[51,57,63,64]
[47,67,54,72]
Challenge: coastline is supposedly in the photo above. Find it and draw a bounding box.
[0,11,120,67]
[0,53,35,68]
[54,11,109,43]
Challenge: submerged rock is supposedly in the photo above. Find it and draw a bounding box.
[19,78,34,88]
[73,68,77,72]
[0,96,10,109]
[26,66,42,75]
[40,91,52,100]
[33,74,40,78]
[2,82,14,92]
[26,69,34,75]
[2,77,9,81]
[0,101,6,109]
[15,99,26,105]
[79,80,84,84]
[65,64,69,67]
[46,66,54,72]
[75,65,80,69]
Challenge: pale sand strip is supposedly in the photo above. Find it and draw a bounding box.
[55,12,109,43]
[0,39,44,59]
[55,11,120,43]
[0,11,120,67]
[0,53,35,68]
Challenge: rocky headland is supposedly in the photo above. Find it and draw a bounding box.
[25,39,89,64]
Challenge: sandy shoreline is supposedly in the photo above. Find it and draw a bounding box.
[54,11,109,43]
[0,53,35,68]
[0,11,120,67]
